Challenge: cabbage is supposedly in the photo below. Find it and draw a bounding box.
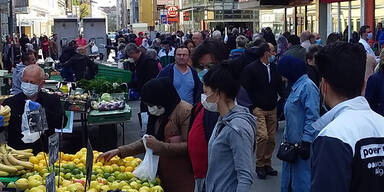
[100,93,112,102]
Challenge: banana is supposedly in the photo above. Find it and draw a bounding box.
[11,151,33,158]
[19,149,33,153]
[0,162,17,173]
[0,170,9,176]
[0,106,10,116]
[7,154,33,170]
[0,144,7,154]
[2,154,11,166]
[13,165,24,171]
[3,113,10,122]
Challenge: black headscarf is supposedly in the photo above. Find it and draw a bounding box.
[277,55,307,85]
[141,77,181,141]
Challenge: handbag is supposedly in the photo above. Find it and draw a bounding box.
[277,142,299,163]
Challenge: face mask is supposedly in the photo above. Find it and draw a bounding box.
[269,55,276,63]
[147,105,165,116]
[21,82,39,97]
[198,69,208,81]
[201,93,218,112]
[316,39,322,45]
[367,32,373,40]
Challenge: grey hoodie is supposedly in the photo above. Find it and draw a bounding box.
[205,105,257,192]
[11,62,26,95]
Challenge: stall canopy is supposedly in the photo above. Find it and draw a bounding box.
[238,0,290,9]
[320,0,353,3]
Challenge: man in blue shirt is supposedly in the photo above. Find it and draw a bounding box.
[157,46,202,105]
[11,51,36,95]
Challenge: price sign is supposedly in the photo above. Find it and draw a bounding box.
[48,133,59,166]
[85,139,94,189]
[46,172,56,192]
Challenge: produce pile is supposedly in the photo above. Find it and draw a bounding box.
[7,148,163,192]
[91,93,125,111]
[0,144,34,177]
[0,105,11,127]
[77,79,128,95]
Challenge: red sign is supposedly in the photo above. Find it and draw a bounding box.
[183,12,190,21]
[167,6,179,17]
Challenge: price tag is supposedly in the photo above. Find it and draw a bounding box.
[46,172,56,192]
[85,139,94,189]
[48,133,59,166]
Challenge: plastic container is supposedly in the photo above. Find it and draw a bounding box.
[96,64,132,83]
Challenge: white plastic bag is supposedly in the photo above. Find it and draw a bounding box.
[21,100,48,143]
[91,44,99,54]
[133,134,159,182]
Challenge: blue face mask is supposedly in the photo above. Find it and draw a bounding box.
[316,39,322,45]
[198,69,208,82]
[269,55,276,63]
[21,82,39,97]
[367,32,373,40]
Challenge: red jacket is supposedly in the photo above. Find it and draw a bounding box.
[135,37,143,46]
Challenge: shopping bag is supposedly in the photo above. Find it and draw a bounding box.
[133,134,159,182]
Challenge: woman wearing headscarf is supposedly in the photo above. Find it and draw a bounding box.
[277,34,288,57]
[97,77,195,192]
[277,56,320,192]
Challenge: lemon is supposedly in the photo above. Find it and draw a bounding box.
[15,178,29,190]
[151,186,164,192]
[125,166,134,172]
[29,156,39,164]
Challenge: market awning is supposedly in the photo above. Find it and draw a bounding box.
[238,0,290,9]
[320,0,352,3]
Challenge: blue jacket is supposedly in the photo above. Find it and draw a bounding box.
[281,74,320,192]
[365,70,384,116]
[311,97,384,192]
[205,105,256,192]
[11,62,26,95]
[157,64,202,105]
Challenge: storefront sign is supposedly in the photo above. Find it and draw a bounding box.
[161,15,167,24]
[167,6,179,22]
[167,6,179,18]
[183,12,189,21]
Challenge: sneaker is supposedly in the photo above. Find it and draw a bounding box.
[256,166,266,179]
[264,166,278,176]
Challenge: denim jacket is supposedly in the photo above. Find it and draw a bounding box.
[283,74,320,144]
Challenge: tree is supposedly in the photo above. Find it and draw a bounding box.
[79,3,90,19]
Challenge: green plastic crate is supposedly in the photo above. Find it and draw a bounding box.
[96,64,132,83]
[88,105,131,125]
[49,75,63,81]
[0,176,19,185]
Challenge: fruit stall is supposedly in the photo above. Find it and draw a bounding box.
[0,144,163,192]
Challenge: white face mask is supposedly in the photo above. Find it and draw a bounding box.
[21,82,39,97]
[147,105,165,116]
[201,93,218,112]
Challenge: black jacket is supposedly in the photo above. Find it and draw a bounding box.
[128,53,159,92]
[242,60,284,111]
[1,92,66,152]
[63,53,98,80]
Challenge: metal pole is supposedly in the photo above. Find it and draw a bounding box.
[192,5,194,31]
[8,0,13,36]
[337,2,341,33]
[348,1,351,41]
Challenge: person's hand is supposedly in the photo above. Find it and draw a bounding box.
[298,142,311,160]
[96,149,119,162]
[145,135,165,155]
